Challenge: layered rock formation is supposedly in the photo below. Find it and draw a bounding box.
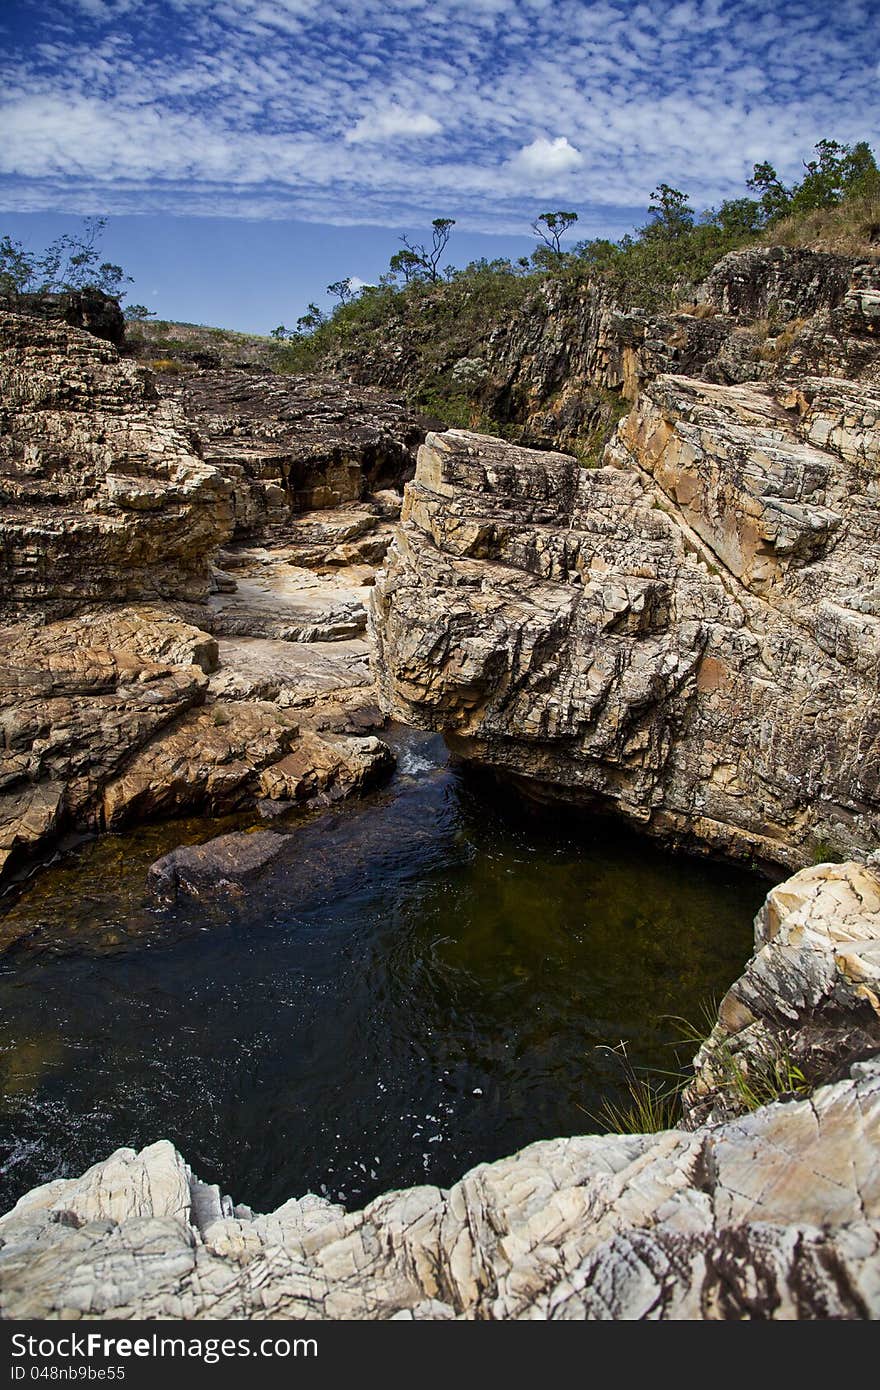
[0,312,232,621]
[166,369,427,536]
[0,289,126,346]
[372,377,880,868]
[0,312,424,889]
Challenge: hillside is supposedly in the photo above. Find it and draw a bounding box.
[267,147,879,457]
[123,317,289,372]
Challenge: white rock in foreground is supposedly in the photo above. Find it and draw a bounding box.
[0,1062,878,1320]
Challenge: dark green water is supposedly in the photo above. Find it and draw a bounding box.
[0,729,767,1213]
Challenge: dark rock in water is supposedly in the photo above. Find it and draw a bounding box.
[256,797,295,821]
[0,289,126,345]
[147,830,287,904]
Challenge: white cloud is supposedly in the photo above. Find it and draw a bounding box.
[1,0,877,234]
[346,106,442,144]
[510,135,584,177]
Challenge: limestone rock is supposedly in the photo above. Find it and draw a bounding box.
[371,411,880,869]
[0,1057,878,1319]
[0,312,233,622]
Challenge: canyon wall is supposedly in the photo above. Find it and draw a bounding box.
[372,373,880,869]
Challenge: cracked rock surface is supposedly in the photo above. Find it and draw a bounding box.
[372,383,880,869]
[0,1055,877,1319]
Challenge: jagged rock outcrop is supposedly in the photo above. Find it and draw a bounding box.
[684,859,880,1126]
[372,386,880,868]
[165,370,429,537]
[0,1056,877,1319]
[0,313,410,890]
[696,246,855,320]
[0,312,233,621]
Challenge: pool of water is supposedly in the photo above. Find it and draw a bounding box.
[0,728,769,1213]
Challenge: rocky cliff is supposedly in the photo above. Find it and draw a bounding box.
[1,858,878,1319]
[0,311,427,889]
[372,375,880,869]
[328,248,880,455]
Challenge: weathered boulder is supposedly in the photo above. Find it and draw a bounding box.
[147,830,289,905]
[372,404,880,869]
[0,312,233,622]
[0,1054,878,1319]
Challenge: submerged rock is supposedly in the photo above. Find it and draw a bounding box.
[146,830,288,905]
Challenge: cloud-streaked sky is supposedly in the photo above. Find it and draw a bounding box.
[1,0,876,329]
[3,0,877,232]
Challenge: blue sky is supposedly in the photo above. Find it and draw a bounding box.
[1,0,877,332]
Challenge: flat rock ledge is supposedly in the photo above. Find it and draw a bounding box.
[2,859,879,1320]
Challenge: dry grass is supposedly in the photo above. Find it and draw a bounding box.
[754,317,808,362]
[148,357,185,374]
[677,301,721,319]
[761,193,880,259]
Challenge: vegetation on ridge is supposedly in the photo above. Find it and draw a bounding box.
[263,137,878,430]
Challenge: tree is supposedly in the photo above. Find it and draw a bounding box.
[388,248,425,285]
[0,217,132,299]
[790,138,879,213]
[531,210,578,256]
[123,303,156,322]
[747,161,791,223]
[711,197,764,240]
[295,302,326,333]
[394,218,456,284]
[327,278,355,305]
[747,139,879,225]
[643,185,694,240]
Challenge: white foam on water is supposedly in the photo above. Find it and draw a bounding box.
[397,747,439,777]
